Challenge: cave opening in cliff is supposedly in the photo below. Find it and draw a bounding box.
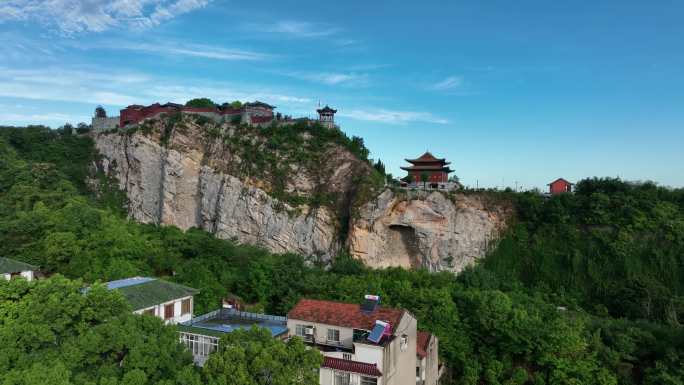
[387,224,423,269]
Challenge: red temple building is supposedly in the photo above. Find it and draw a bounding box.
[401,151,454,188]
[548,178,573,195]
[119,101,275,127]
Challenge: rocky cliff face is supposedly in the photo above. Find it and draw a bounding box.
[349,189,509,273]
[92,117,373,260]
[93,115,509,271]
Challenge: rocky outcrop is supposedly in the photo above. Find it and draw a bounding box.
[92,120,359,260]
[349,189,509,273]
[92,116,509,271]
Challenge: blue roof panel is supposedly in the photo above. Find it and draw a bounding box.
[180,309,288,339]
[106,277,157,290]
[367,323,385,343]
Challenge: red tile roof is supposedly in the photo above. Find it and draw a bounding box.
[405,151,448,163]
[322,357,382,377]
[288,299,405,330]
[416,331,432,358]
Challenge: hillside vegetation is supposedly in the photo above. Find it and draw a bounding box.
[1,126,684,385]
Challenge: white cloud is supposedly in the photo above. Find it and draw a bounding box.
[0,112,90,124]
[245,20,339,38]
[430,76,463,91]
[144,85,312,107]
[0,65,312,112]
[285,71,368,87]
[340,108,449,125]
[0,67,143,105]
[115,42,271,61]
[0,0,210,34]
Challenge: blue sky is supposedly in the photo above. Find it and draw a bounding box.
[1,0,683,189]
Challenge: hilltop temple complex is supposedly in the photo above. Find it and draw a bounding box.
[91,101,338,132]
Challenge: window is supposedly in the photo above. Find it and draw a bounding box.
[179,332,218,357]
[296,324,313,341]
[164,303,175,319]
[361,377,377,385]
[416,366,421,378]
[400,334,409,351]
[334,372,350,385]
[181,298,191,315]
[143,308,155,316]
[327,328,340,343]
[353,329,368,341]
[343,353,352,360]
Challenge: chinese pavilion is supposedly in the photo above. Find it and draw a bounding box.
[401,151,454,185]
[317,105,337,129]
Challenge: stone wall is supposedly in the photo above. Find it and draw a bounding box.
[92,116,119,132]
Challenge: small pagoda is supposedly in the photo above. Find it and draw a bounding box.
[317,105,337,129]
[401,151,454,186]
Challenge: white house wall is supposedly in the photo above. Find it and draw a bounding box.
[287,319,355,348]
[383,313,417,385]
[133,295,193,324]
[2,270,35,282]
[354,343,384,372]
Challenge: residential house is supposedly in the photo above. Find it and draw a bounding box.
[0,257,37,281]
[288,296,438,385]
[416,332,440,385]
[548,178,573,195]
[104,277,198,325]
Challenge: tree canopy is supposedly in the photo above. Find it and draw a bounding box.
[1,125,684,384]
[185,98,216,109]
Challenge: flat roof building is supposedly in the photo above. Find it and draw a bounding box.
[178,308,288,366]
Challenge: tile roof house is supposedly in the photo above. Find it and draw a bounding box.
[0,257,37,281]
[416,332,441,385]
[104,277,199,325]
[288,296,438,385]
[288,299,405,331]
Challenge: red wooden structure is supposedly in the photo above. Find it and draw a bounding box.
[401,152,454,185]
[548,178,573,195]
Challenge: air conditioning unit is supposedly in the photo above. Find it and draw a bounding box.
[305,327,315,335]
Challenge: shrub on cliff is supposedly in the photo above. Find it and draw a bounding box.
[185,98,217,109]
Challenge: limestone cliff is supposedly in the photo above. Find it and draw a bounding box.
[92,116,376,260]
[92,114,509,271]
[349,189,510,273]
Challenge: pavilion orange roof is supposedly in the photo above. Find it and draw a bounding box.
[404,151,450,164]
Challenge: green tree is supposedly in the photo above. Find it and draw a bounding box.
[203,328,322,385]
[420,171,429,190]
[185,98,217,109]
[0,276,200,385]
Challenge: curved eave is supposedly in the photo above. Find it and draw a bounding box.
[400,167,454,173]
[404,158,447,163]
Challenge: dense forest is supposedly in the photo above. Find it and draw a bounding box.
[1,126,683,385]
